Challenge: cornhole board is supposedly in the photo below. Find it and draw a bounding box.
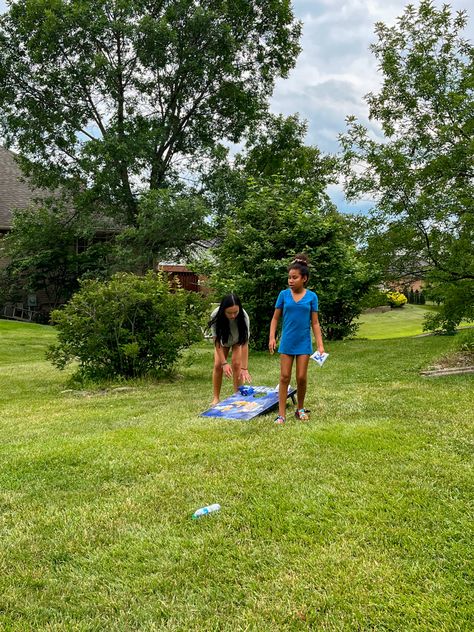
[201,385,297,420]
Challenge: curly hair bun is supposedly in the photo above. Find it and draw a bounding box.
[292,253,309,266]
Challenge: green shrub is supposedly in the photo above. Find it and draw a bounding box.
[386,291,407,308]
[359,287,388,309]
[423,280,474,334]
[47,272,207,380]
[454,329,474,354]
[406,288,426,305]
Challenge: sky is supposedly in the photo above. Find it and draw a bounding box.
[0,0,472,213]
[271,0,473,212]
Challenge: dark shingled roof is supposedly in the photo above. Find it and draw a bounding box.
[0,146,39,229]
[0,147,124,234]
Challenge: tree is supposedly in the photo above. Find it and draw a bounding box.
[0,0,301,224]
[341,0,474,332]
[0,199,112,311]
[202,113,338,227]
[206,179,375,349]
[115,187,210,272]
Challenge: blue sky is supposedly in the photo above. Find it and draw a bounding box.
[1,1,472,213]
[272,0,473,213]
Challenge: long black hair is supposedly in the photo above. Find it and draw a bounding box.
[208,294,249,346]
[288,253,310,282]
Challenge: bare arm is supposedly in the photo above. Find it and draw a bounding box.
[311,312,325,354]
[268,308,282,354]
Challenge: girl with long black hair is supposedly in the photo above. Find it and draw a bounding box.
[208,294,252,405]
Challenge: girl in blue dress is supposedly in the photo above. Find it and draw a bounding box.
[268,254,325,424]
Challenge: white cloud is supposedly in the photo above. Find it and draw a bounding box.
[274,1,473,149]
[272,0,473,211]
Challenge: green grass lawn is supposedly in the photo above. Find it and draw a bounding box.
[355,303,473,339]
[0,319,472,630]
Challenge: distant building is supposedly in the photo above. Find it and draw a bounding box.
[0,147,51,320]
[385,252,429,295]
[0,147,113,321]
[0,146,39,236]
[157,263,210,295]
[0,148,211,321]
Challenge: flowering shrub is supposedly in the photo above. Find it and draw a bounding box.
[386,291,407,308]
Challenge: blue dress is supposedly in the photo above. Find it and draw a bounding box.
[276,288,319,355]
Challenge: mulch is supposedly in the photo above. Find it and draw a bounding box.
[421,351,474,377]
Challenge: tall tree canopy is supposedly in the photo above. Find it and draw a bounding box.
[206,180,375,348]
[341,0,474,332]
[202,113,338,228]
[0,0,301,223]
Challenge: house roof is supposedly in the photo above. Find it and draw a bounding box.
[0,146,39,229]
[158,264,196,273]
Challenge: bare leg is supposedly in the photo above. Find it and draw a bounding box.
[211,346,230,405]
[230,343,242,393]
[279,354,294,418]
[295,354,310,409]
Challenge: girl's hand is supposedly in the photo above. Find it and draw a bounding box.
[318,345,325,355]
[240,368,252,384]
[222,362,233,379]
[268,338,277,354]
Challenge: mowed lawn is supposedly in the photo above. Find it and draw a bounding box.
[354,303,474,339]
[0,319,472,631]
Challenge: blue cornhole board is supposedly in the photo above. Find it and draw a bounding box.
[201,385,297,420]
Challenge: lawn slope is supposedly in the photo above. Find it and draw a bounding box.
[356,303,443,339]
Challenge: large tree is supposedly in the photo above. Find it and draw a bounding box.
[0,0,301,224]
[206,180,375,348]
[202,113,339,229]
[341,0,474,332]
